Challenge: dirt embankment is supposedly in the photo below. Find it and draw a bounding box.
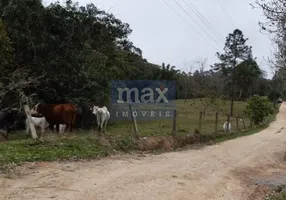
[1,103,286,200]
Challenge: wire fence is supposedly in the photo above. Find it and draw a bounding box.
[105,100,260,139]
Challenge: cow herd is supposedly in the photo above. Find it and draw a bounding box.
[0,103,111,137]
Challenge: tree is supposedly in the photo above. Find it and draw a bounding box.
[0,18,42,110]
[0,0,191,128]
[0,19,13,75]
[254,0,286,36]
[235,59,263,100]
[160,63,180,80]
[181,59,194,103]
[213,29,252,116]
[254,0,286,106]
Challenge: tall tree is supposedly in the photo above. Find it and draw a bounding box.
[213,29,252,116]
[255,0,286,105]
[235,59,263,100]
[0,19,13,74]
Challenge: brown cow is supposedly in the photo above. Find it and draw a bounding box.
[30,103,77,132]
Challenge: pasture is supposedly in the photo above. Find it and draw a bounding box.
[107,98,250,137]
[0,98,278,166]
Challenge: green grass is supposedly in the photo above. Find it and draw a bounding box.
[0,98,279,167]
[268,193,286,200]
[265,185,286,200]
[213,105,279,143]
[0,134,134,166]
[107,98,250,137]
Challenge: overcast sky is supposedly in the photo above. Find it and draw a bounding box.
[44,0,274,79]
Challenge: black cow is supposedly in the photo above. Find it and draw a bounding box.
[0,109,23,134]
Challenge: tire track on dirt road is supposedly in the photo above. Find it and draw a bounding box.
[1,103,286,200]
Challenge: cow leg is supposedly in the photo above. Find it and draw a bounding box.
[97,123,100,132]
[60,125,66,134]
[96,114,101,133]
[40,124,45,136]
[100,116,105,133]
[65,124,70,132]
[49,124,55,133]
[69,111,76,132]
[55,124,60,134]
[104,120,107,133]
[69,123,73,132]
[63,110,75,133]
[64,122,71,133]
[98,122,102,133]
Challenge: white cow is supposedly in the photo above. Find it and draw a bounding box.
[91,105,110,133]
[26,116,49,135]
[53,124,66,133]
[223,121,231,132]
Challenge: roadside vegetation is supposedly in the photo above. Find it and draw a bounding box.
[264,185,286,200]
[0,98,279,166]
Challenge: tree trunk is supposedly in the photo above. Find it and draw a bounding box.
[230,59,237,116]
[184,78,187,103]
[24,105,38,139]
[273,70,277,107]
[239,88,243,100]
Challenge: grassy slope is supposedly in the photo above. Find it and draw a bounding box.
[0,99,277,166]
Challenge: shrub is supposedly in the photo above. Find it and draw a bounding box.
[244,95,274,125]
[268,90,282,101]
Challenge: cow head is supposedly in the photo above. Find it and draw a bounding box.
[91,105,99,115]
[89,105,94,112]
[30,103,41,115]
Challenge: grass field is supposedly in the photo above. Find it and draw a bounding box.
[0,98,278,166]
[107,98,250,137]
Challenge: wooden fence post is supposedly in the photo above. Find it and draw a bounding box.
[215,112,218,134]
[128,104,139,139]
[172,110,177,136]
[198,111,203,132]
[236,115,239,131]
[226,114,230,134]
[242,117,246,129]
[24,104,38,139]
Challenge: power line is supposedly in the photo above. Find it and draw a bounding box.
[183,0,225,43]
[172,0,223,49]
[217,0,237,29]
[161,0,222,51]
[171,0,224,50]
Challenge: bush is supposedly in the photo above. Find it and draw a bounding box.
[244,95,274,125]
[268,90,282,101]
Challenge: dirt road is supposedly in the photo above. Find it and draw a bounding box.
[1,104,286,200]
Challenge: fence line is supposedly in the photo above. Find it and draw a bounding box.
[124,107,254,139]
